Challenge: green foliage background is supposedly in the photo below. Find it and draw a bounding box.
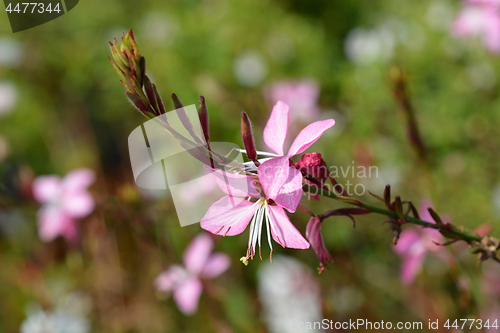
[1,0,499,332]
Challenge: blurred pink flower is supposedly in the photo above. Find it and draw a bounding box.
[200,167,309,261]
[393,200,448,285]
[480,264,500,332]
[32,169,95,243]
[482,263,500,298]
[451,0,500,53]
[258,101,334,206]
[468,0,500,5]
[265,80,321,123]
[154,233,230,315]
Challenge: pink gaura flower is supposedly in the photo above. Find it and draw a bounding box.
[154,233,230,315]
[200,167,310,261]
[393,200,449,285]
[451,0,500,53]
[265,79,321,124]
[255,101,334,209]
[32,168,95,243]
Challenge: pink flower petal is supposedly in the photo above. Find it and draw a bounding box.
[400,252,426,285]
[267,205,309,249]
[62,168,96,192]
[60,191,95,218]
[257,156,290,200]
[173,277,203,315]
[183,233,213,275]
[201,196,259,236]
[209,168,261,198]
[61,217,79,244]
[452,6,485,36]
[37,206,71,242]
[287,119,335,157]
[273,167,303,213]
[154,265,187,292]
[263,101,289,156]
[266,80,321,123]
[32,176,61,203]
[484,17,500,52]
[201,253,231,278]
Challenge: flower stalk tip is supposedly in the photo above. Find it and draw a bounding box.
[473,237,500,264]
[109,29,169,119]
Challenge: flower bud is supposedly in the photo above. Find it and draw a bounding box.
[171,93,184,110]
[384,184,392,210]
[198,96,210,144]
[240,112,258,163]
[305,216,333,273]
[295,153,328,183]
[394,195,404,220]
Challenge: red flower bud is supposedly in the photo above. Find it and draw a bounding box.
[295,153,328,183]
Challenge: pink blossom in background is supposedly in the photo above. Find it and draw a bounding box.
[200,165,310,261]
[154,233,230,315]
[468,0,500,5]
[32,169,95,243]
[480,264,500,331]
[451,0,500,53]
[265,80,321,124]
[258,256,323,333]
[393,200,450,285]
[482,263,500,298]
[258,101,334,205]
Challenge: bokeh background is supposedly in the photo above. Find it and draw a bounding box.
[1,0,500,332]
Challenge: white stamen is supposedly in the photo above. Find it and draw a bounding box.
[251,206,264,254]
[255,206,265,251]
[247,211,257,249]
[243,157,274,171]
[237,149,280,157]
[265,205,273,251]
[265,206,280,244]
[257,207,264,250]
